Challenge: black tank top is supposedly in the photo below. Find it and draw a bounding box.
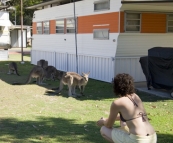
[119,96,147,122]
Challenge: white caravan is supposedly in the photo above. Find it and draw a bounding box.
[0,11,12,50]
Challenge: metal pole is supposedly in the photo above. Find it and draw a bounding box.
[15,8,16,25]
[21,0,24,63]
[73,0,78,73]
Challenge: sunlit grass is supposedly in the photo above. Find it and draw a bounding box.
[0,54,172,142]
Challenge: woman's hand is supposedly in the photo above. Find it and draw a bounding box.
[97,117,106,127]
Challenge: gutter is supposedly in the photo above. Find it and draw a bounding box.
[26,0,63,9]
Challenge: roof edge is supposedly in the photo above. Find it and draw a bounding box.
[121,0,173,4]
[25,0,63,9]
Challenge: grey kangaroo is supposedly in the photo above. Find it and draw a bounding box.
[12,66,46,85]
[56,71,90,97]
[7,62,20,76]
[44,66,57,81]
[37,59,48,69]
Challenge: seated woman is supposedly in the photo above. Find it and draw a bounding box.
[97,73,157,143]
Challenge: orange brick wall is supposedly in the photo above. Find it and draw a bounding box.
[141,13,167,33]
[78,12,119,33]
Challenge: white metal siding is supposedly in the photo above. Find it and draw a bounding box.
[116,33,173,57]
[33,0,122,22]
[31,50,114,83]
[32,33,119,57]
[115,57,146,82]
[31,50,56,66]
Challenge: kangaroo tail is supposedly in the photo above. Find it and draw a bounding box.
[25,71,32,84]
[12,82,24,85]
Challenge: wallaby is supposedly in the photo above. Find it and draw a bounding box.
[12,66,46,85]
[37,59,48,69]
[55,71,90,97]
[7,62,20,76]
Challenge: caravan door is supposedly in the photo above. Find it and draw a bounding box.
[18,30,27,48]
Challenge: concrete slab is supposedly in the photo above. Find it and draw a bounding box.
[8,48,31,55]
[134,82,172,99]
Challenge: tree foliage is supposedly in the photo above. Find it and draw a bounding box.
[7,0,43,25]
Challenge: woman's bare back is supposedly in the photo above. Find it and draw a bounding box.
[117,93,155,136]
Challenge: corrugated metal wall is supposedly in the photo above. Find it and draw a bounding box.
[115,57,146,82]
[31,50,114,83]
[31,50,56,66]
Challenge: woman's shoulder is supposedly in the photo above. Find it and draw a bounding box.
[113,96,128,105]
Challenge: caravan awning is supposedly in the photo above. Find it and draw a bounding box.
[0,20,13,27]
[121,0,173,12]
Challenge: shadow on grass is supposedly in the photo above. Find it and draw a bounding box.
[23,54,31,57]
[0,60,172,101]
[0,61,35,85]
[0,117,104,143]
[44,79,172,102]
[0,117,172,143]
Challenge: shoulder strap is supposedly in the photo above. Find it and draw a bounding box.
[127,96,138,107]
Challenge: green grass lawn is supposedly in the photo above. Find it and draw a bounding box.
[0,54,172,143]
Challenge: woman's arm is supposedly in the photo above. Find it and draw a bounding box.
[104,101,119,128]
[97,101,120,128]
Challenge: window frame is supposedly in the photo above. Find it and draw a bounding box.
[167,14,173,33]
[55,19,65,34]
[36,22,43,34]
[94,0,110,12]
[66,17,77,34]
[93,29,109,40]
[43,21,50,34]
[125,13,141,33]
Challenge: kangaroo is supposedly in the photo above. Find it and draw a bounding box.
[56,71,90,97]
[54,70,65,81]
[7,62,20,76]
[44,66,57,81]
[12,66,46,85]
[37,59,48,69]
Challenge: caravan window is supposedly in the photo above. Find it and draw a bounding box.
[56,20,64,33]
[37,22,42,34]
[125,13,141,32]
[167,14,173,32]
[43,21,49,34]
[66,18,76,33]
[93,29,109,40]
[94,0,110,11]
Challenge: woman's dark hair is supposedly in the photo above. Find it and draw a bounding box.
[113,73,135,97]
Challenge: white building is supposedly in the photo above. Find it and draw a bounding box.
[0,11,12,50]
[27,0,173,82]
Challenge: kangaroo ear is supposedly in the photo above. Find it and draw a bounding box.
[87,71,90,75]
[82,72,84,75]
